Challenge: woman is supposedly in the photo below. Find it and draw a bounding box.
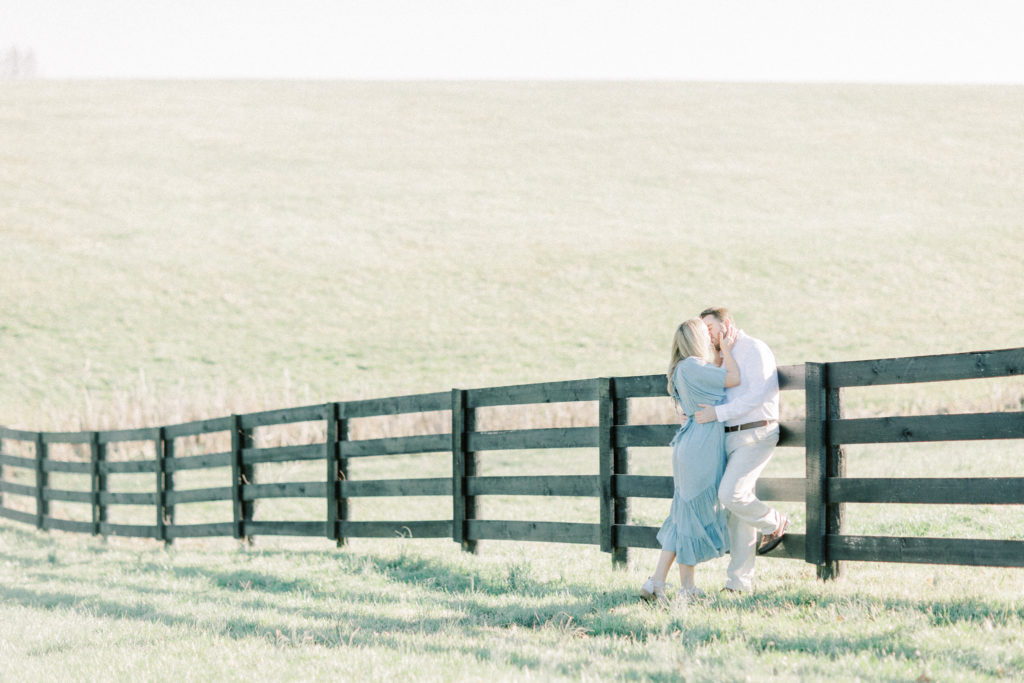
[640,318,739,604]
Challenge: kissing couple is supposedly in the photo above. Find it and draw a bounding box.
[640,307,789,604]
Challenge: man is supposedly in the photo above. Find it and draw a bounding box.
[693,307,788,592]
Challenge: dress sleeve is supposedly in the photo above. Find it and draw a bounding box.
[681,357,727,397]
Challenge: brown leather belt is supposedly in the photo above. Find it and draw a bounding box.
[724,420,775,433]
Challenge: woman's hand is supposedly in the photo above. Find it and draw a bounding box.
[719,327,738,353]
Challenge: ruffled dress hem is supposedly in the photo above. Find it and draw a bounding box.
[656,483,730,566]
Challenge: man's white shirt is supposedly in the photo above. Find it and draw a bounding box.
[713,330,780,427]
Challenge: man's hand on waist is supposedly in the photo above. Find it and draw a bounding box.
[695,404,718,424]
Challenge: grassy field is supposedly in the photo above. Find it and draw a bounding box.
[1,81,1023,429]
[2,521,1023,682]
[1,81,1023,680]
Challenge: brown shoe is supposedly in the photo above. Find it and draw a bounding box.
[756,514,790,555]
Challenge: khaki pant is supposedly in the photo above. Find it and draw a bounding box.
[719,424,781,592]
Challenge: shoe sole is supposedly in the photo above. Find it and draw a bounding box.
[757,520,790,555]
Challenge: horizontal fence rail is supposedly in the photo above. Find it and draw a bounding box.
[1,347,1022,576]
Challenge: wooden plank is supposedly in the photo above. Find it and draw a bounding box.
[465,475,599,497]
[598,378,614,553]
[163,417,233,439]
[778,421,806,448]
[341,433,451,458]
[773,532,808,560]
[40,431,94,444]
[97,427,162,444]
[241,444,324,466]
[325,402,341,543]
[230,415,244,540]
[100,491,158,505]
[804,362,827,566]
[829,535,1024,567]
[612,389,630,567]
[828,348,1024,387]
[466,379,598,408]
[42,517,94,534]
[165,486,233,505]
[155,428,167,542]
[100,460,158,474]
[615,424,678,448]
[830,477,1024,505]
[165,522,235,539]
[831,412,1024,445]
[613,524,807,560]
[451,389,467,546]
[341,478,453,498]
[467,427,597,451]
[820,371,847,581]
[163,432,175,545]
[0,426,39,441]
[613,475,803,502]
[99,522,159,538]
[755,477,806,502]
[0,454,36,469]
[1,481,39,497]
[239,403,327,429]
[165,451,232,472]
[34,433,46,530]
[91,433,103,536]
[342,391,451,418]
[42,460,92,474]
[43,488,93,504]
[339,520,452,538]
[610,375,664,399]
[613,523,660,548]
[777,364,806,392]
[0,506,39,525]
[466,520,601,545]
[616,422,805,449]
[242,521,324,537]
[336,404,350,547]
[610,474,672,498]
[242,481,327,500]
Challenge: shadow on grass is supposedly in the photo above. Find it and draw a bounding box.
[2,523,1022,675]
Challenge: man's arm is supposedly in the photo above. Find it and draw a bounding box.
[695,340,776,424]
[714,340,776,423]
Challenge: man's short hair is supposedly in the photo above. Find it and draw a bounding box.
[699,307,733,324]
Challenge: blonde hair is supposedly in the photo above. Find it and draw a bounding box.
[667,318,714,395]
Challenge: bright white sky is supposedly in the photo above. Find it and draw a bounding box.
[2,0,1024,82]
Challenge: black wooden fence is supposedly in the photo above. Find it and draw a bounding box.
[1,347,1022,578]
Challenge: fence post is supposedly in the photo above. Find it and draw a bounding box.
[231,415,256,544]
[326,402,348,547]
[0,433,5,511]
[164,432,175,546]
[452,389,477,553]
[34,433,47,531]
[612,384,631,568]
[598,378,614,555]
[155,428,167,544]
[818,366,847,580]
[804,362,828,573]
[92,432,106,537]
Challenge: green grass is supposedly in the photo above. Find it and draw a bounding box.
[2,522,1023,682]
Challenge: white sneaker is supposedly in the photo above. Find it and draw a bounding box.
[640,577,668,605]
[677,586,706,602]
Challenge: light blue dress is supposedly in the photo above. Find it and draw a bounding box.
[656,356,731,565]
